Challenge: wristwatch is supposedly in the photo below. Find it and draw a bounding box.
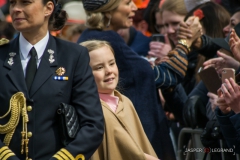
[178,39,191,52]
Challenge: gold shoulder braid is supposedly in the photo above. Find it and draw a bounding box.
[0,92,30,159]
[0,38,9,46]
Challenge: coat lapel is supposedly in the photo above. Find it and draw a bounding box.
[29,35,58,97]
[115,91,124,114]
[3,36,28,97]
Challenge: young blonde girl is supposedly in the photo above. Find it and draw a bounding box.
[80,40,159,160]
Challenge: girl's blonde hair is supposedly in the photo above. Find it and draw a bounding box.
[160,0,188,16]
[84,0,121,30]
[80,40,122,91]
[80,40,115,55]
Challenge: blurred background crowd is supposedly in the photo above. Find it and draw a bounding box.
[2,0,240,159]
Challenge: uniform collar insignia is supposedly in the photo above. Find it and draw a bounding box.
[0,38,9,46]
[8,52,16,66]
[56,67,66,76]
[48,49,55,63]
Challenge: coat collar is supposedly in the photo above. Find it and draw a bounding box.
[4,34,58,98]
[19,32,49,62]
[101,90,124,114]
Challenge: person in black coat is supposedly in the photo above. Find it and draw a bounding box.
[0,0,104,159]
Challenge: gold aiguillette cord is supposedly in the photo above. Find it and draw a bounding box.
[0,92,30,159]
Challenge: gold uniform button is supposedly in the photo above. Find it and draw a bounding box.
[27,132,32,138]
[27,106,32,111]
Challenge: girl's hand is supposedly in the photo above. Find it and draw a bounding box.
[144,153,159,160]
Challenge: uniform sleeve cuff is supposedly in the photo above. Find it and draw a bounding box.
[52,148,85,160]
[0,146,16,160]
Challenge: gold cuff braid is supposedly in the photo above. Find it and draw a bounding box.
[0,146,15,160]
[53,148,75,160]
[2,152,15,160]
[52,148,85,160]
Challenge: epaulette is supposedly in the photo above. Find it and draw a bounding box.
[0,38,9,46]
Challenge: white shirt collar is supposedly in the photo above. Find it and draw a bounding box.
[19,32,49,60]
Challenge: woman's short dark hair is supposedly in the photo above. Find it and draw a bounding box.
[43,0,68,31]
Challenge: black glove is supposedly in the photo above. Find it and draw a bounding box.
[183,95,208,128]
[200,119,222,148]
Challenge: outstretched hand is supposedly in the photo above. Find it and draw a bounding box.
[207,92,218,112]
[177,16,202,48]
[177,21,193,39]
[217,87,231,114]
[221,78,240,114]
[185,16,202,47]
[203,51,240,75]
[229,29,240,62]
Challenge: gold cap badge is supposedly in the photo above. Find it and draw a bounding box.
[56,67,66,76]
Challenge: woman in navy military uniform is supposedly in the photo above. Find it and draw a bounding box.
[0,0,104,159]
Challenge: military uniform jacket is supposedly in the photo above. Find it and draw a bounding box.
[0,34,104,160]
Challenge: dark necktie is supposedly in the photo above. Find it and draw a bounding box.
[25,47,37,91]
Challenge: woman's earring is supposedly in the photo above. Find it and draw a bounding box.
[106,16,111,28]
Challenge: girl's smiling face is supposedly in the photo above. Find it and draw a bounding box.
[89,46,119,95]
